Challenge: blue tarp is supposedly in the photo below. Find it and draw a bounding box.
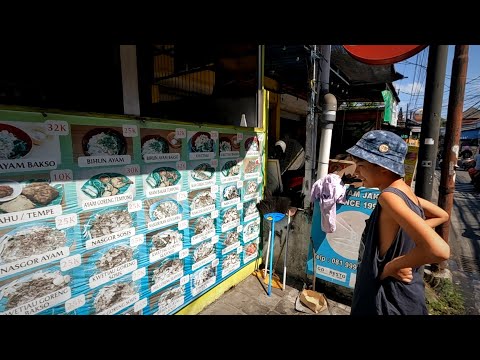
[460,129,480,140]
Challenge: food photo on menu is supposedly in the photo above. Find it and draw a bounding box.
[150,282,185,315]
[140,128,182,163]
[71,125,134,167]
[87,277,142,315]
[0,175,65,227]
[81,206,136,250]
[0,121,62,171]
[148,255,184,294]
[0,265,77,315]
[219,133,240,158]
[143,164,183,198]
[147,225,185,265]
[188,131,216,160]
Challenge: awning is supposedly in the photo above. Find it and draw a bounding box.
[460,129,480,140]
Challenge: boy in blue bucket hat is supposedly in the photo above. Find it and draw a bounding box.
[346,130,450,315]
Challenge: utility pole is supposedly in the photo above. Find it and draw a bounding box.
[436,45,469,270]
[303,45,319,209]
[415,45,449,201]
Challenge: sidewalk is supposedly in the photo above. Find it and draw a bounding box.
[198,271,351,315]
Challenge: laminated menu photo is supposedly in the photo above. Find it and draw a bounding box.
[188,159,217,190]
[0,121,62,172]
[219,133,241,159]
[190,262,217,297]
[150,281,186,315]
[188,187,217,218]
[221,250,241,278]
[71,125,134,167]
[144,193,186,231]
[147,225,186,265]
[148,254,185,294]
[142,162,185,198]
[0,264,79,315]
[219,158,241,184]
[0,173,66,228]
[244,134,261,157]
[80,205,137,251]
[190,214,217,246]
[221,229,241,256]
[75,166,137,211]
[187,130,217,161]
[140,128,182,163]
[243,238,260,264]
[243,200,260,223]
[83,239,141,290]
[0,219,77,280]
[243,179,260,201]
[220,183,241,209]
[191,238,217,272]
[85,275,144,315]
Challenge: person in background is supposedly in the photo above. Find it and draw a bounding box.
[346,130,450,315]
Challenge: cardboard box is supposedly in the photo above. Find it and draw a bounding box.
[299,289,328,314]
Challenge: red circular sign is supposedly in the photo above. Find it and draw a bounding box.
[343,45,427,65]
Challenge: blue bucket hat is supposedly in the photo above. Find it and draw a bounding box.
[346,130,407,177]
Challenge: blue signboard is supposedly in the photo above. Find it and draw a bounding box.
[307,186,380,289]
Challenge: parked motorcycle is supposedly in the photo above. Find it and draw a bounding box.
[461,157,476,171]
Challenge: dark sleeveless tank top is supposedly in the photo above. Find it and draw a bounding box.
[350,187,428,315]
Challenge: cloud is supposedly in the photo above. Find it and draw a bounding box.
[395,81,425,97]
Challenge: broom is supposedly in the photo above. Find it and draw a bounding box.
[254,191,291,289]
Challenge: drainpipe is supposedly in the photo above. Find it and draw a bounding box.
[312,45,332,170]
[317,94,337,180]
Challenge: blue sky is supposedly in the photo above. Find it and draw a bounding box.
[393,45,480,119]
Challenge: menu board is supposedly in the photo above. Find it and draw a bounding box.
[0,110,264,315]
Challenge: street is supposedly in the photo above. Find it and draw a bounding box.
[445,170,480,314]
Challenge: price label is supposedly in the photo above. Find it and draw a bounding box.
[211,210,219,219]
[211,185,219,193]
[123,124,138,137]
[130,234,144,247]
[65,295,85,313]
[125,165,140,176]
[175,128,187,139]
[257,177,263,184]
[237,246,243,254]
[178,220,188,230]
[179,249,189,259]
[128,200,142,213]
[236,203,243,210]
[212,235,219,244]
[257,196,262,203]
[210,192,216,199]
[177,192,187,202]
[45,120,69,135]
[180,275,190,286]
[134,298,148,313]
[128,200,143,213]
[237,133,243,141]
[212,258,219,267]
[60,254,82,271]
[176,161,187,171]
[237,181,243,188]
[211,131,218,140]
[237,225,243,232]
[210,159,218,167]
[132,267,146,281]
[56,214,77,230]
[50,169,73,183]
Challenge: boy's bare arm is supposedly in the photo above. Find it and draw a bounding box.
[417,197,449,229]
[378,192,450,281]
